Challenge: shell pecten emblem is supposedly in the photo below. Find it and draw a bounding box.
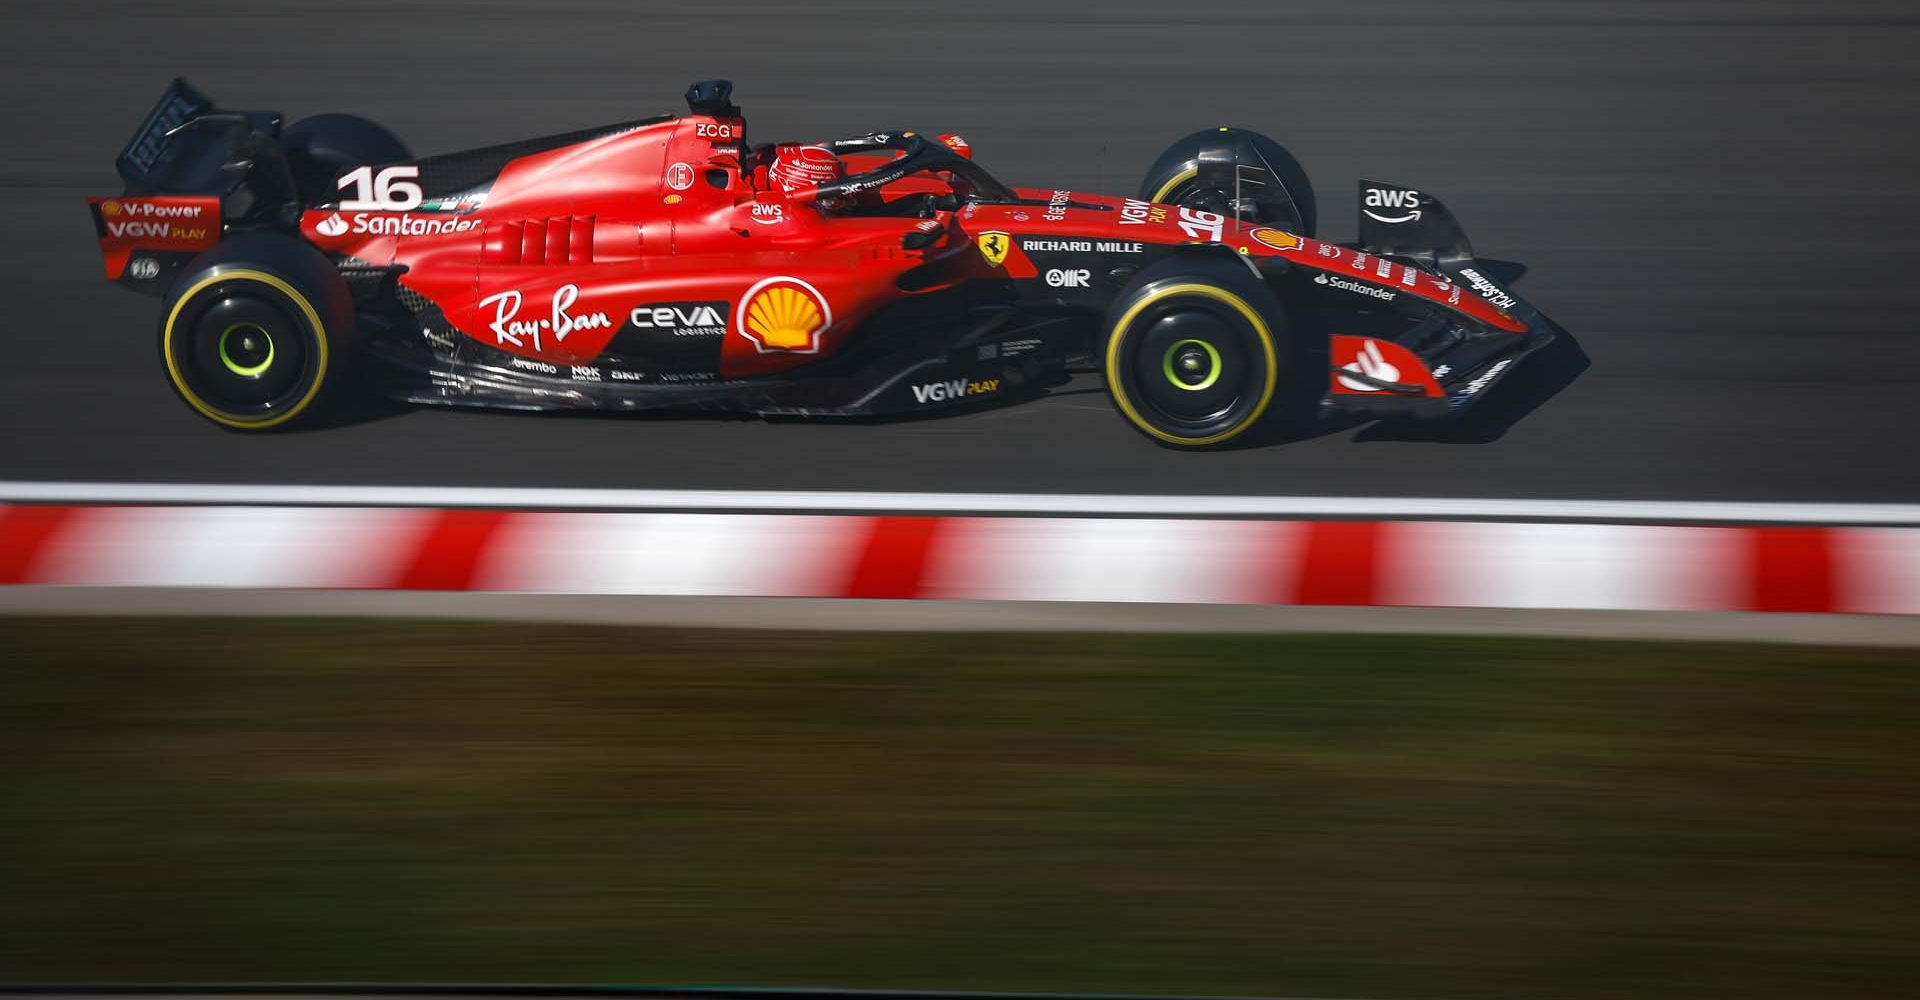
[737,276,834,354]
[1248,227,1303,252]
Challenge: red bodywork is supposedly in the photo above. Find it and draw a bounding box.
[281,112,1521,383]
[87,194,220,280]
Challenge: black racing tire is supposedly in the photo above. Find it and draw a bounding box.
[158,232,355,431]
[1139,127,1317,237]
[280,113,412,205]
[1103,251,1289,449]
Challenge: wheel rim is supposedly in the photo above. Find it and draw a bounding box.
[1113,287,1275,444]
[166,277,320,422]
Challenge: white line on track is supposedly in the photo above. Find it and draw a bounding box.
[3,481,1919,524]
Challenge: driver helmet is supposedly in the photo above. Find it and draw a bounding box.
[768,144,844,193]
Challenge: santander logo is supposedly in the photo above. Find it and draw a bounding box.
[315,213,348,237]
[1337,339,1401,392]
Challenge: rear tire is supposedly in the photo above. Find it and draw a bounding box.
[159,233,354,430]
[281,113,411,205]
[1104,253,1288,449]
[1140,128,1316,237]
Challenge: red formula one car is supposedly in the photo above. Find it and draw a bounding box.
[89,79,1557,447]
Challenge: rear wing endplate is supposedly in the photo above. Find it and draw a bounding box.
[117,77,216,193]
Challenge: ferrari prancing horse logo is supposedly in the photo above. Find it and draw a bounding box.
[977,231,1011,267]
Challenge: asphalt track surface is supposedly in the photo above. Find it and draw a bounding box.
[3,1,1918,503]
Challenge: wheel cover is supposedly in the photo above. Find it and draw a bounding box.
[1161,338,1223,392]
[1106,283,1278,447]
[163,270,330,429]
[217,322,276,378]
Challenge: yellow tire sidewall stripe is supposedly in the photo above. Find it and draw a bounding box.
[162,269,329,430]
[1149,165,1199,204]
[1105,282,1279,448]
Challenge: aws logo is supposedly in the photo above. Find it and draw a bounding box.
[737,276,833,353]
[1363,187,1423,224]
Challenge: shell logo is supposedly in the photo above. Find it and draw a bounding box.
[736,276,833,353]
[101,201,121,216]
[1249,227,1302,251]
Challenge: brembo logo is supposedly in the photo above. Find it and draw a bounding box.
[1363,187,1423,224]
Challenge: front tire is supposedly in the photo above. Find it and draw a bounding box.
[1140,127,1316,237]
[159,233,354,430]
[1104,253,1287,449]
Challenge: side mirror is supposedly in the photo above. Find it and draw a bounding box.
[901,220,945,251]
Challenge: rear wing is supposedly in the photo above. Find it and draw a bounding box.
[116,77,216,193]
[92,79,293,292]
[112,77,286,198]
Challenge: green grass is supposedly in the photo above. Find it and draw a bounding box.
[1,617,1917,999]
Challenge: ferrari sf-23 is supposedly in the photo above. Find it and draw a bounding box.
[88,78,1558,448]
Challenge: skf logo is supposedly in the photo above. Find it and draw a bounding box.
[737,276,833,353]
[977,231,1011,267]
[1363,187,1423,224]
[1045,268,1090,288]
[1249,227,1302,251]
